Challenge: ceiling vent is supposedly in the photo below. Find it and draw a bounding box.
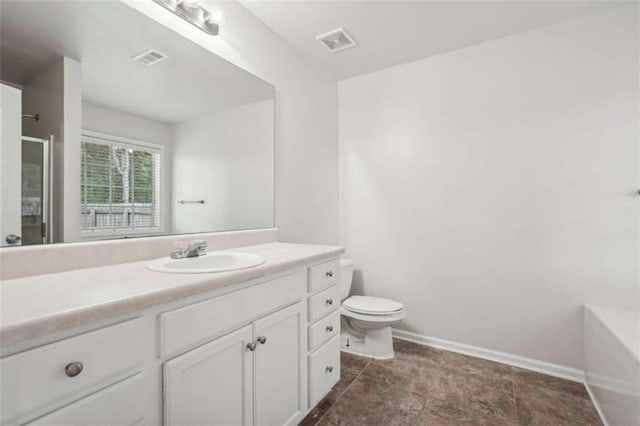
[316,28,357,53]
[131,49,169,66]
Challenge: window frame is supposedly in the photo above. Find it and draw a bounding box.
[80,130,165,239]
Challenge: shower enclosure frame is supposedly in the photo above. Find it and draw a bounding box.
[21,135,52,244]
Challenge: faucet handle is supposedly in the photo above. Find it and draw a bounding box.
[192,239,207,255]
[171,241,189,259]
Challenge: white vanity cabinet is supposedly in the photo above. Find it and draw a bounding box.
[0,318,146,425]
[0,254,342,426]
[306,260,341,407]
[161,261,342,426]
[164,302,306,426]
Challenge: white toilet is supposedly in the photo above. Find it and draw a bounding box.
[339,257,407,359]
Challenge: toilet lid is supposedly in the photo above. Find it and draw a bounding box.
[343,296,404,315]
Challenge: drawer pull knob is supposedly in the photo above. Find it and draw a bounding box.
[246,342,257,351]
[65,362,83,378]
[257,336,267,345]
[326,366,333,373]
[326,298,334,305]
[326,325,334,332]
[326,271,334,278]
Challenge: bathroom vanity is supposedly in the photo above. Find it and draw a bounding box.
[0,1,342,423]
[0,243,343,425]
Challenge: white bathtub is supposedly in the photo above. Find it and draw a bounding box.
[584,306,639,426]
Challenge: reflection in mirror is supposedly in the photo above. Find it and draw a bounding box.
[0,0,275,248]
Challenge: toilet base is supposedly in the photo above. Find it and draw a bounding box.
[340,325,395,359]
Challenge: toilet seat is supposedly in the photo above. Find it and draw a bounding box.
[343,296,404,316]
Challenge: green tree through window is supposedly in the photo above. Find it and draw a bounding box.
[81,137,161,232]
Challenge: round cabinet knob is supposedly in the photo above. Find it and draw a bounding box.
[65,362,83,378]
[326,325,334,332]
[257,336,267,345]
[325,271,334,278]
[325,366,333,373]
[326,298,334,305]
[246,342,257,351]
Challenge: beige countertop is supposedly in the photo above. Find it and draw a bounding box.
[0,242,344,350]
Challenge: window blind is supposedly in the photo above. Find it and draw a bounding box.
[81,135,161,233]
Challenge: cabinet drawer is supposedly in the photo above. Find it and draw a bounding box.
[26,373,145,425]
[161,271,306,357]
[308,335,340,407]
[308,310,340,352]
[1,318,144,422]
[308,285,340,323]
[308,259,340,293]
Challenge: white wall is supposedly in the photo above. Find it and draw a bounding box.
[82,102,172,146]
[63,58,82,244]
[22,58,82,243]
[339,5,639,369]
[22,60,64,242]
[0,84,22,245]
[121,0,338,245]
[171,99,274,233]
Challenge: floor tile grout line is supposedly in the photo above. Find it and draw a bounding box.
[348,353,445,399]
[511,369,603,425]
[316,358,371,423]
[511,366,520,425]
[427,349,518,425]
[307,342,599,426]
[313,357,373,425]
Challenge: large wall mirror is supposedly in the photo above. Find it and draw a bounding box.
[0,0,275,248]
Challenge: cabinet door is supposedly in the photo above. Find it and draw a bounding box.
[254,302,307,426]
[164,325,253,426]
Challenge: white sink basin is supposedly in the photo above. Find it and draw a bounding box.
[147,252,266,274]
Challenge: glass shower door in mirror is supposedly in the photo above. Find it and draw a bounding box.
[21,137,50,245]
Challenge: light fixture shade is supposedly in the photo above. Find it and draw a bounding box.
[152,0,219,36]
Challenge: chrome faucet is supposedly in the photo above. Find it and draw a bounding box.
[171,240,208,259]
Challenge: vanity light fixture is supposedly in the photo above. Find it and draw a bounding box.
[152,0,219,35]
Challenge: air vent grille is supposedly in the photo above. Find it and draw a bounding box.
[316,28,357,53]
[131,49,169,66]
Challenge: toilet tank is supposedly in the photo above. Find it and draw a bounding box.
[339,257,354,301]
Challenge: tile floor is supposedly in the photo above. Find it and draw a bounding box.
[300,339,601,426]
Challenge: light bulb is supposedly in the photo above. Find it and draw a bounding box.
[208,10,223,23]
[177,0,197,13]
[189,6,205,21]
[153,0,219,35]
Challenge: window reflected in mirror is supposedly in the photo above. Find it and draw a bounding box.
[80,133,163,236]
[0,0,275,247]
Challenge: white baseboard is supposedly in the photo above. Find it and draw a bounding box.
[392,329,585,383]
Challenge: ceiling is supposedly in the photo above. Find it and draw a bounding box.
[239,0,622,80]
[1,0,274,124]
